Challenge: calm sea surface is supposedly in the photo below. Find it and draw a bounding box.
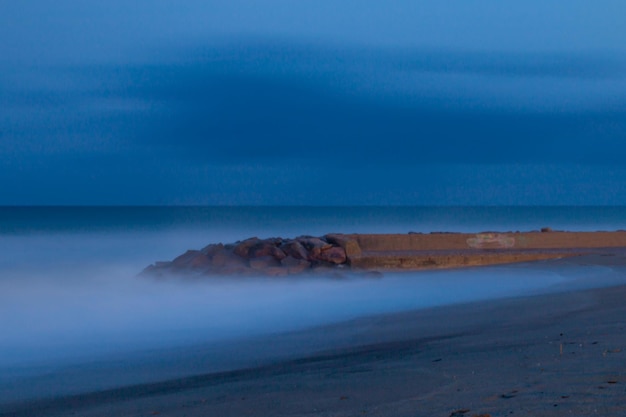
[2,206,626,235]
[1,206,626,401]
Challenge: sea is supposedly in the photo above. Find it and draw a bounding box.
[1,206,626,402]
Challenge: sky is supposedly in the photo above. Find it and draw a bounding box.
[1,0,626,205]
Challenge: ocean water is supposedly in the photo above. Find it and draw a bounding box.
[1,206,626,401]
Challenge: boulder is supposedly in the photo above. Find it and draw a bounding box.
[296,236,332,251]
[200,243,225,257]
[280,240,309,260]
[249,241,287,260]
[188,253,211,268]
[263,237,284,246]
[211,250,247,268]
[249,256,281,270]
[325,234,362,258]
[233,237,261,258]
[296,236,333,261]
[281,256,311,274]
[315,246,347,264]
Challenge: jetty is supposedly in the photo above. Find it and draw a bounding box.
[143,229,626,277]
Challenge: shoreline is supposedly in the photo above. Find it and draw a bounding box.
[4,253,626,416]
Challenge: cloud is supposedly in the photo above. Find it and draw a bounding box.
[2,42,626,183]
[73,42,624,166]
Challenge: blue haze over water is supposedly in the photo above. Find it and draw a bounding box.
[1,206,626,402]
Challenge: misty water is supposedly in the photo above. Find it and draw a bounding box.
[2,206,626,402]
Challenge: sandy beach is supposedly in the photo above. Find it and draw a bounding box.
[3,252,626,417]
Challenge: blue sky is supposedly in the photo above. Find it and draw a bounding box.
[1,1,626,205]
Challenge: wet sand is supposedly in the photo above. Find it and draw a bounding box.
[3,253,626,416]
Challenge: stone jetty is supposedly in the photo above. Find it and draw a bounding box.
[143,230,626,277]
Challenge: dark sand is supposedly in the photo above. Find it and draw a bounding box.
[3,254,626,416]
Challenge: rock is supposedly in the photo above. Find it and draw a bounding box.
[325,234,361,258]
[296,236,332,251]
[280,240,309,260]
[200,243,224,257]
[263,237,283,246]
[541,227,553,233]
[296,237,333,261]
[188,254,211,268]
[171,250,210,269]
[262,267,289,277]
[315,246,347,264]
[211,250,247,268]
[233,238,261,258]
[281,256,311,274]
[249,256,281,270]
[249,241,287,260]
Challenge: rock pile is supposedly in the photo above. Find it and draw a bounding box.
[143,234,350,277]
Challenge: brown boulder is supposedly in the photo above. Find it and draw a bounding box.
[189,254,211,268]
[297,236,332,251]
[263,237,283,246]
[281,256,311,274]
[200,243,225,257]
[325,234,362,258]
[316,246,347,264]
[249,256,281,269]
[280,240,309,260]
[249,241,287,260]
[296,236,333,261]
[233,237,261,258]
[211,250,247,268]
